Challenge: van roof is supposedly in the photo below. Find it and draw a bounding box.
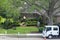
[45,25,59,27]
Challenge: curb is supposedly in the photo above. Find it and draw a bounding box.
[0,33,43,36]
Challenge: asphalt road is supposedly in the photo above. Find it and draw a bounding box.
[0,35,60,40]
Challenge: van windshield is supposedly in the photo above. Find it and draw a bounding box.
[46,27,51,31]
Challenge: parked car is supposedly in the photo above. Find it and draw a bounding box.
[42,25,59,39]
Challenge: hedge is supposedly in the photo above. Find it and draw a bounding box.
[25,21,37,26]
[39,27,44,33]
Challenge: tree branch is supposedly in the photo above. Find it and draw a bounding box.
[24,0,49,18]
[34,3,48,12]
[35,8,50,20]
[49,0,59,10]
[53,11,60,15]
[24,0,48,12]
[53,0,60,6]
[55,11,60,14]
[24,0,32,6]
[54,5,60,11]
[35,8,43,15]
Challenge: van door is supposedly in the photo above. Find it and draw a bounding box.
[46,27,52,36]
[52,27,59,35]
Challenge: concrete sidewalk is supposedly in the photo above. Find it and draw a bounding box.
[0,33,43,36]
[0,33,44,40]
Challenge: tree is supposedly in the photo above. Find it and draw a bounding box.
[0,0,60,25]
[0,7,6,18]
[23,0,60,25]
[0,0,22,21]
[0,0,23,29]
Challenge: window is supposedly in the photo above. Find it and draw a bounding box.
[46,27,51,31]
[53,28,58,30]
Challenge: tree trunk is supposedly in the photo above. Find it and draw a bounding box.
[48,16,53,25]
[47,1,54,25]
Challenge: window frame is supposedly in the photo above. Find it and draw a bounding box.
[53,27,58,31]
[46,27,51,31]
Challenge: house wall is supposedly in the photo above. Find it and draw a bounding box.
[56,16,60,23]
[54,13,60,24]
[54,16,60,24]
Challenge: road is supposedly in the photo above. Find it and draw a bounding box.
[0,35,60,40]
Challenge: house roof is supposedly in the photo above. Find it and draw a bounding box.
[55,13,60,17]
[21,13,40,18]
[22,10,41,15]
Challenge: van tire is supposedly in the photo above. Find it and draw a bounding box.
[48,35,53,39]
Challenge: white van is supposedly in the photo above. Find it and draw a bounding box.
[42,25,59,38]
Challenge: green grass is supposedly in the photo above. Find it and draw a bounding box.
[0,29,6,34]
[0,26,38,34]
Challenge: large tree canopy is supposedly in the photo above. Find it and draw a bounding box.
[0,0,21,18]
[23,0,60,25]
[0,0,60,25]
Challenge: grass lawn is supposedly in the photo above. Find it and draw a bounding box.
[0,26,39,34]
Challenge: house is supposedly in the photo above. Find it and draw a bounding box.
[21,13,40,19]
[21,9,42,18]
[54,13,60,24]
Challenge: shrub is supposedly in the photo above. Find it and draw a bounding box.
[24,18,37,26]
[39,27,44,33]
[26,18,38,21]
[25,21,37,26]
[2,19,13,29]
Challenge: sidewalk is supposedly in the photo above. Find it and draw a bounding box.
[0,33,43,37]
[0,33,43,40]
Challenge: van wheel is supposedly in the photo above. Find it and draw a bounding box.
[48,35,53,39]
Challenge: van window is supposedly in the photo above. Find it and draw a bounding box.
[46,27,51,31]
[53,28,58,30]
